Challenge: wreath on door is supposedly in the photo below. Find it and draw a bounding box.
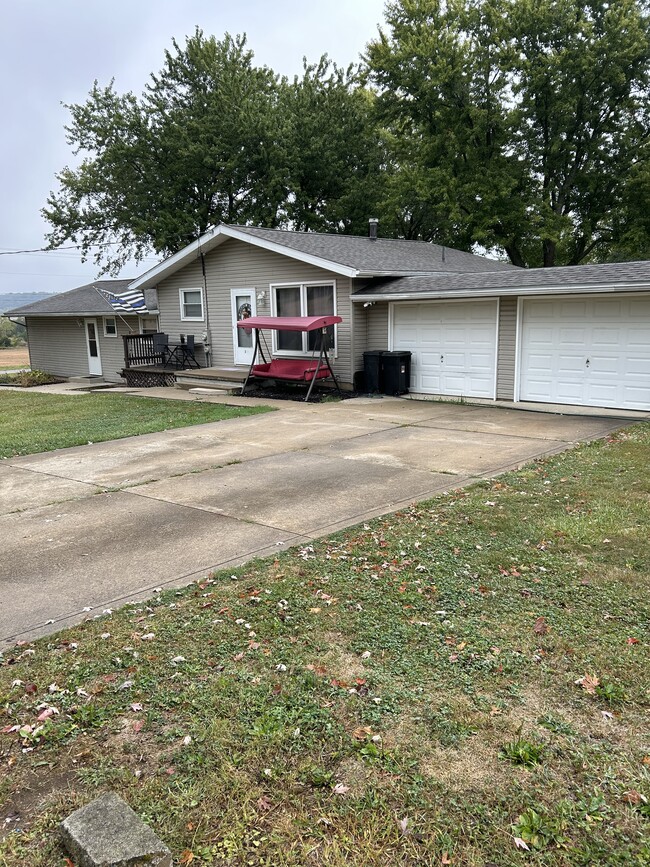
[238,302,252,321]
[238,301,253,335]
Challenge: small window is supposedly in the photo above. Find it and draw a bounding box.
[180,288,204,321]
[103,316,117,337]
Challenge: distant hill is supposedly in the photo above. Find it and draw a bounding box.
[0,292,55,314]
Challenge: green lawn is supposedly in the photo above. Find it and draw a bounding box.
[1,424,649,865]
[0,391,273,459]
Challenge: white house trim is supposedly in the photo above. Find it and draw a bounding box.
[130,225,359,292]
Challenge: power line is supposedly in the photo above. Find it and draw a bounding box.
[0,270,107,278]
[0,244,158,262]
[0,244,116,256]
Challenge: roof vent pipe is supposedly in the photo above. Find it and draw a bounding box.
[368,218,379,241]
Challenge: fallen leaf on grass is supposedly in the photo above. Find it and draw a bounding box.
[442,853,452,865]
[398,816,410,835]
[513,837,530,850]
[332,783,349,795]
[256,795,272,812]
[179,850,195,864]
[352,726,374,740]
[626,637,640,645]
[132,720,145,733]
[36,706,59,722]
[575,674,600,695]
[533,616,549,635]
[623,790,646,805]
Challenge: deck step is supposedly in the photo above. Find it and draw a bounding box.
[175,366,247,392]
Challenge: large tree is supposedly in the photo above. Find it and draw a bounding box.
[365,0,650,266]
[44,31,286,273]
[282,58,385,235]
[44,33,384,272]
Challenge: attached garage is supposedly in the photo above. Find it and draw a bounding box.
[392,300,498,398]
[519,296,650,411]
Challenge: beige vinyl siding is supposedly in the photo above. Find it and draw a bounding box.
[100,316,139,382]
[25,315,142,382]
[155,238,353,383]
[367,303,389,349]
[350,301,390,379]
[496,296,517,400]
[26,317,89,378]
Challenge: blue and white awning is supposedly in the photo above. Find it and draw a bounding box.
[97,286,148,315]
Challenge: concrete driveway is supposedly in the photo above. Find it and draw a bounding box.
[0,395,632,647]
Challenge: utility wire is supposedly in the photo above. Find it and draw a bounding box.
[0,244,117,256]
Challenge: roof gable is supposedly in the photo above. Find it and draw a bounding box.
[129,223,515,291]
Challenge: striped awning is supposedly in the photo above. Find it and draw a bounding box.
[97,286,148,315]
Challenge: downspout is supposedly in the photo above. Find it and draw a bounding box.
[198,242,212,368]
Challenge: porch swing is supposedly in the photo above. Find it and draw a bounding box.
[237,315,343,401]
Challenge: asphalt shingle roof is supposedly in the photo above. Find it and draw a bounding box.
[353,260,650,298]
[5,280,134,316]
[232,225,515,275]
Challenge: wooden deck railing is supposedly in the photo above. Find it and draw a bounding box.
[123,333,166,368]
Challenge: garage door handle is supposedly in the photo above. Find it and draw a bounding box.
[586,358,590,367]
[440,354,444,363]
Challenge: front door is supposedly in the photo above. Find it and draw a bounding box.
[84,318,102,376]
[231,289,257,365]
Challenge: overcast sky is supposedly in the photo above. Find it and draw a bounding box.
[0,0,385,295]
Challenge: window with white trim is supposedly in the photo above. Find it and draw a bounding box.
[103,316,117,337]
[272,282,336,355]
[179,288,204,321]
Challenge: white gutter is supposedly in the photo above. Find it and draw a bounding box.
[350,282,650,302]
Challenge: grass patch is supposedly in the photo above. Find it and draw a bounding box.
[0,391,273,458]
[0,423,649,865]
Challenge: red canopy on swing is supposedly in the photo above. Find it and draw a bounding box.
[236,315,342,332]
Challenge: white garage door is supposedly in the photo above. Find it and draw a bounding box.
[392,301,498,398]
[520,297,650,410]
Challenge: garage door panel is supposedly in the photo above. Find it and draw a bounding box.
[520,297,650,410]
[393,301,497,398]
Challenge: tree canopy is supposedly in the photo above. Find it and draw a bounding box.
[366,0,650,267]
[44,6,650,270]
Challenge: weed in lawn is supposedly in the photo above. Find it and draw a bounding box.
[500,735,545,767]
[595,678,628,705]
[512,805,567,850]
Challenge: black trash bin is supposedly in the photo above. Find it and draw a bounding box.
[382,351,411,395]
[363,350,385,393]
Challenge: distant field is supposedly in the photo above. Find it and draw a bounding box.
[0,346,29,370]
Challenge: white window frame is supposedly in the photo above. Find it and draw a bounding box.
[139,315,160,335]
[179,287,204,322]
[103,316,118,337]
[270,280,337,357]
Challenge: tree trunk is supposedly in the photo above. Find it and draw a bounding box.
[542,240,556,267]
